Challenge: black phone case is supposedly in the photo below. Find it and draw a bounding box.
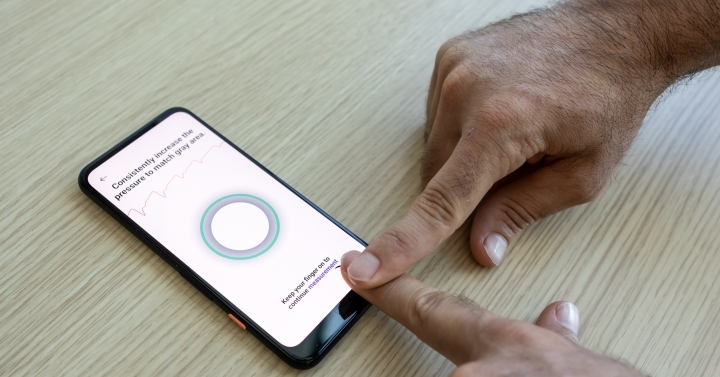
[78,107,370,369]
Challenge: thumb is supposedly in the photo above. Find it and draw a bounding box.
[535,301,580,343]
[470,158,606,267]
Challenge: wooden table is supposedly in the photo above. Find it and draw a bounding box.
[2,0,719,375]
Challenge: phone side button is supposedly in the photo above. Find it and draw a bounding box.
[228,313,246,330]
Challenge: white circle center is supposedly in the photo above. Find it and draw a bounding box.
[211,202,270,251]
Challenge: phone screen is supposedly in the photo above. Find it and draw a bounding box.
[87,111,365,347]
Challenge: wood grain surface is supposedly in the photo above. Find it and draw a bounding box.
[1,0,719,375]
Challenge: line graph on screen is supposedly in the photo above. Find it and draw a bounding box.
[128,142,225,217]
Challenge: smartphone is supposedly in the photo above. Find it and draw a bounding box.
[78,108,370,369]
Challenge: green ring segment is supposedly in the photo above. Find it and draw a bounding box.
[200,194,280,260]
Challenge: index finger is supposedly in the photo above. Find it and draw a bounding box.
[347,138,504,288]
[341,251,503,365]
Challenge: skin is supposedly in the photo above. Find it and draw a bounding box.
[342,252,644,376]
[341,0,720,375]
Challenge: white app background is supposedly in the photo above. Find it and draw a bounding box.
[89,112,364,347]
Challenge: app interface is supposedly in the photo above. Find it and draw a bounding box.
[89,112,364,347]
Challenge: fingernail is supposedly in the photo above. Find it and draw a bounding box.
[347,252,379,282]
[484,233,507,265]
[556,302,579,335]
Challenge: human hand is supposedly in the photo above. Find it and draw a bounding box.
[341,251,644,376]
[345,2,681,287]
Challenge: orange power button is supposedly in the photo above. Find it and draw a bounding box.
[228,313,246,330]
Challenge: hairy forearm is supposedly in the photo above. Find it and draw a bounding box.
[565,0,720,83]
[457,0,720,117]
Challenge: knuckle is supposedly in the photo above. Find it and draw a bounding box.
[408,290,448,328]
[438,66,472,109]
[379,227,416,260]
[495,196,538,233]
[461,125,518,182]
[435,39,464,77]
[480,96,518,124]
[416,183,463,226]
[436,40,455,62]
[471,92,547,172]
[572,179,603,203]
[568,167,606,204]
[527,159,610,209]
[437,38,463,66]
[500,88,544,114]
[437,47,459,77]
[480,91,539,133]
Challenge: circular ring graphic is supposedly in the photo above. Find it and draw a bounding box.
[200,194,280,260]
